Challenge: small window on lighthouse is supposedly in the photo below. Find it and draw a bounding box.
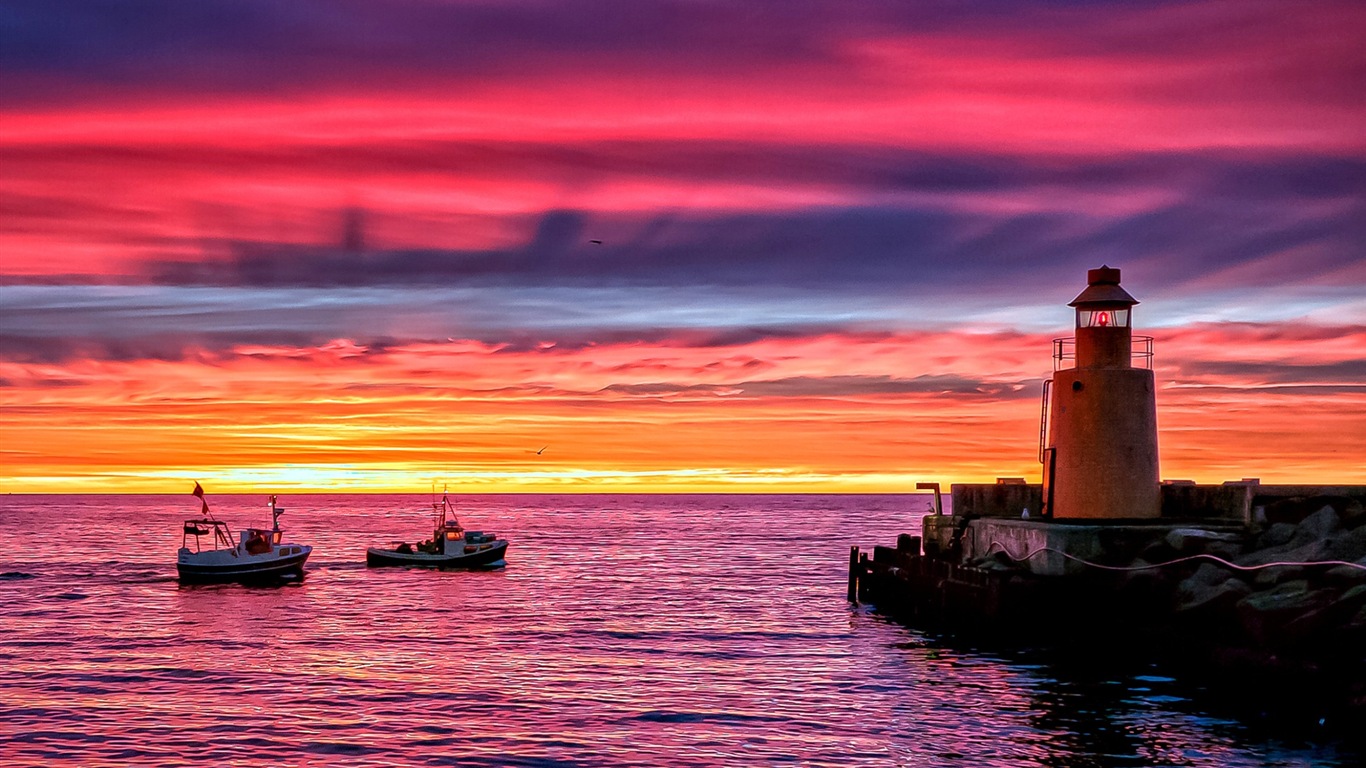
[1078,309,1130,328]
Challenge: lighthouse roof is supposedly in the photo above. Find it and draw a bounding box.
[1068,265,1138,307]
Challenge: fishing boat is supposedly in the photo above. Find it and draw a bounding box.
[177,485,312,584]
[366,491,509,568]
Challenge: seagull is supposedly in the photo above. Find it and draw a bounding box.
[536,445,548,455]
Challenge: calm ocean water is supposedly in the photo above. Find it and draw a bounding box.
[0,494,1357,767]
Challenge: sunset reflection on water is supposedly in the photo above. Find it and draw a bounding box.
[0,494,1357,767]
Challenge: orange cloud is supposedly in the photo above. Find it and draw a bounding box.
[2,325,1360,492]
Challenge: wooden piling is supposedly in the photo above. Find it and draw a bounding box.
[847,545,861,602]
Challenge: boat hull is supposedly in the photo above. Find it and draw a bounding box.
[366,540,509,569]
[177,550,311,584]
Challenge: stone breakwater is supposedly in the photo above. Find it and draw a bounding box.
[948,496,1366,649]
[1168,498,1366,667]
[858,493,1366,723]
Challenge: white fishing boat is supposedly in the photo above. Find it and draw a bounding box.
[177,486,311,584]
[366,491,508,569]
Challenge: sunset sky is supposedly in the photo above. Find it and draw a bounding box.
[2,0,1363,493]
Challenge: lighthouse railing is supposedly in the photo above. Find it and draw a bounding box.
[1052,336,1153,370]
[1131,335,1153,368]
[1052,338,1073,369]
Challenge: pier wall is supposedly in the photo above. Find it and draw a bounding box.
[1160,484,1253,521]
[950,484,1042,519]
[945,482,1366,525]
[962,518,1244,576]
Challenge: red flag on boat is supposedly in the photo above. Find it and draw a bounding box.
[192,482,209,514]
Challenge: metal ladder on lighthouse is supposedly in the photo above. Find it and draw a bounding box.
[1037,379,1055,517]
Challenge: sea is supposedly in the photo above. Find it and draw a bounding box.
[0,494,1358,767]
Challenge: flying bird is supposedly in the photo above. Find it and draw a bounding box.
[589,239,602,245]
[536,446,548,455]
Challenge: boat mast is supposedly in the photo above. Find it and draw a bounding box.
[193,482,234,549]
[431,481,444,531]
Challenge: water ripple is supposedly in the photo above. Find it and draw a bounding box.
[0,493,1359,767]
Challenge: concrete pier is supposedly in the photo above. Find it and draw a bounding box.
[853,483,1366,721]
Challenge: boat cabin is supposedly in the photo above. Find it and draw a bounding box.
[437,518,498,546]
[241,527,282,555]
[180,519,284,555]
[399,514,500,555]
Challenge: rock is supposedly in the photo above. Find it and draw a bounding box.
[1282,584,1366,649]
[1339,583,1366,610]
[1281,599,1342,648]
[1325,556,1366,587]
[1124,556,1156,576]
[1121,558,1173,596]
[1256,522,1297,549]
[1236,580,1333,645]
[1137,539,1178,565]
[1254,564,1306,588]
[977,558,1017,573]
[966,552,1019,572]
[1176,577,1252,620]
[1237,537,1330,568]
[1292,505,1341,545]
[1206,540,1243,560]
[1323,525,1366,563]
[1165,527,1242,555]
[1186,562,1231,588]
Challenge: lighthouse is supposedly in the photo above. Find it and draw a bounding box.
[1042,266,1160,519]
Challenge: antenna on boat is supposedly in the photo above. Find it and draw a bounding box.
[269,494,283,532]
[428,481,440,529]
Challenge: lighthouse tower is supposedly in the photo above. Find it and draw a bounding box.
[1043,266,1160,519]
